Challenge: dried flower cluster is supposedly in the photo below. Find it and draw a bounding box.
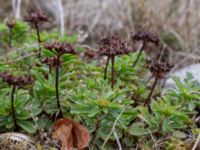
[44,41,76,118]
[98,34,129,57]
[6,18,16,28]
[98,34,129,88]
[0,72,33,88]
[6,18,16,48]
[24,11,48,24]
[131,31,160,67]
[144,59,173,110]
[24,11,48,59]
[42,57,62,67]
[132,31,160,45]
[44,42,76,56]
[147,59,173,78]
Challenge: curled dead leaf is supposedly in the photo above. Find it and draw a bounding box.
[52,118,90,150]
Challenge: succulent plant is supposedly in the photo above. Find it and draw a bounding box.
[44,41,76,118]
[144,59,173,110]
[0,72,33,129]
[98,34,129,88]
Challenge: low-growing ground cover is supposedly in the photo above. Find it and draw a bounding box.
[0,12,200,150]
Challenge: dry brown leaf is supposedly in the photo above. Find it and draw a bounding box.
[52,118,90,150]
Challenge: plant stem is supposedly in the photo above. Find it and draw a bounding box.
[104,56,110,80]
[8,27,13,48]
[11,85,17,129]
[92,118,101,149]
[111,56,115,89]
[35,23,41,58]
[144,76,159,109]
[55,56,63,118]
[101,107,125,149]
[132,42,145,67]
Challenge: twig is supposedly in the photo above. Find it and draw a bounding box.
[1,43,38,59]
[101,107,125,149]
[149,130,158,150]
[113,130,122,150]
[6,51,40,64]
[192,133,200,150]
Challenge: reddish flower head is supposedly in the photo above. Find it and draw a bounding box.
[44,42,76,56]
[24,11,48,24]
[98,34,130,57]
[132,31,160,45]
[0,72,34,88]
[42,57,63,67]
[147,59,173,78]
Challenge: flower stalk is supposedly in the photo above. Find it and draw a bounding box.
[111,56,115,89]
[104,56,110,80]
[132,41,145,67]
[11,85,17,129]
[34,23,42,58]
[144,59,173,112]
[25,11,48,59]
[55,55,62,117]
[98,34,129,88]
[132,31,159,67]
[0,72,33,130]
[44,42,76,118]
[6,18,16,48]
[144,76,159,110]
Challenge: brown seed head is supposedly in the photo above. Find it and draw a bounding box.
[42,57,62,67]
[147,59,173,78]
[98,34,130,57]
[44,42,76,56]
[0,72,34,88]
[132,31,160,45]
[24,11,48,24]
[6,18,16,28]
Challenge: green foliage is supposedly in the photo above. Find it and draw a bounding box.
[166,73,200,113]
[0,89,36,133]
[129,98,190,136]
[0,20,29,46]
[0,18,199,149]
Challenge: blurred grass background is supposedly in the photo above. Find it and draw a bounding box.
[0,0,199,68]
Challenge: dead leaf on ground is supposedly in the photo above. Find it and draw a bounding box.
[52,118,90,150]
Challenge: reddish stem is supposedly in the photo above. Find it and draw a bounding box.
[104,56,110,80]
[144,76,159,110]
[55,56,63,118]
[35,23,41,58]
[8,27,13,48]
[132,41,145,67]
[111,56,115,89]
[11,85,17,129]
